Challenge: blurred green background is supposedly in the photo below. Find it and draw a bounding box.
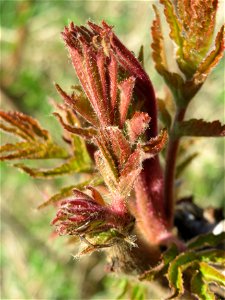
[1,0,224,299]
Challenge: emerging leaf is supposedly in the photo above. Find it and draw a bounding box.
[39,182,91,209]
[187,232,225,250]
[54,112,97,139]
[119,77,135,127]
[55,83,99,127]
[104,126,131,169]
[193,25,225,85]
[87,20,158,137]
[191,270,215,300]
[52,187,134,255]
[140,234,225,299]
[0,111,69,161]
[14,156,92,179]
[126,112,151,144]
[142,129,168,155]
[159,0,224,78]
[118,147,144,197]
[174,119,225,138]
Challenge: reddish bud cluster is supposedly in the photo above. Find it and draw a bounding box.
[52,188,134,238]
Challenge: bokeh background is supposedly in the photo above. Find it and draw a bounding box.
[1,0,224,299]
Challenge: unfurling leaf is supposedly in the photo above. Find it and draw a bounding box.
[193,25,225,85]
[54,112,97,139]
[151,5,184,105]
[0,111,69,161]
[55,83,99,127]
[119,77,135,127]
[159,0,223,78]
[52,186,134,255]
[126,112,151,143]
[174,119,225,138]
[95,148,118,194]
[104,127,131,169]
[156,0,224,110]
[18,133,93,178]
[1,109,93,178]
[0,111,49,141]
[151,5,168,75]
[142,129,168,155]
[87,20,158,137]
[118,147,144,197]
[39,183,87,209]
[159,0,183,49]
[14,156,92,178]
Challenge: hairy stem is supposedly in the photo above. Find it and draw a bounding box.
[134,157,170,245]
[164,107,186,228]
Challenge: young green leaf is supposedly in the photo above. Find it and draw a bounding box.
[191,270,215,300]
[159,0,183,49]
[13,133,93,178]
[193,25,225,85]
[151,4,185,107]
[167,251,198,298]
[139,244,179,282]
[199,262,225,287]
[187,232,225,250]
[174,119,225,138]
[14,156,92,178]
[38,176,103,209]
[0,111,69,161]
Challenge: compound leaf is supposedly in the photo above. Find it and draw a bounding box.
[191,271,215,300]
[174,119,225,138]
[38,176,103,209]
[193,25,225,85]
[199,262,225,287]
[187,232,225,250]
[14,156,92,178]
[159,0,183,48]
